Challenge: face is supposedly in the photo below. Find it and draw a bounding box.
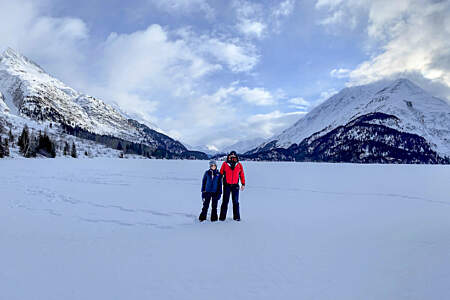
[229,155,237,162]
[210,164,217,170]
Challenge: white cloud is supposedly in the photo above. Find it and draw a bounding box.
[202,38,259,72]
[177,28,260,72]
[233,0,296,39]
[246,110,306,137]
[152,0,215,19]
[316,0,450,99]
[0,0,89,88]
[319,10,345,26]
[96,24,264,125]
[197,85,278,106]
[272,0,296,31]
[315,0,343,9]
[273,0,296,17]
[330,68,351,78]
[156,84,297,147]
[102,25,220,92]
[288,97,311,107]
[189,108,305,149]
[237,20,267,38]
[233,87,276,106]
[234,0,267,39]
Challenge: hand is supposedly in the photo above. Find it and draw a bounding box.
[240,185,245,191]
[201,192,206,198]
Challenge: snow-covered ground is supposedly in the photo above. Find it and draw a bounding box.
[1,159,449,299]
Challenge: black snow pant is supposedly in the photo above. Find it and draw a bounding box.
[199,192,220,221]
[219,184,240,221]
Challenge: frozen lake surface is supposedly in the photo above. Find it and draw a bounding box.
[1,159,450,299]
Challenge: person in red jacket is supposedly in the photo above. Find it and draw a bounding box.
[219,151,245,221]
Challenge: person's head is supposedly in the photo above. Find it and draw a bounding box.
[209,160,217,170]
[228,151,238,163]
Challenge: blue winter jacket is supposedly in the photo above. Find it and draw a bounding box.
[201,169,222,194]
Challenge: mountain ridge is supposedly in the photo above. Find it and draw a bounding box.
[0,48,206,159]
[245,79,450,163]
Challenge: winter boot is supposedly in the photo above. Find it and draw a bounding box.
[199,213,207,222]
[211,210,218,222]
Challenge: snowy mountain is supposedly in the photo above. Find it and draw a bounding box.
[0,48,206,159]
[246,79,450,163]
[188,137,268,157]
[187,144,220,156]
[222,137,267,154]
[0,91,8,113]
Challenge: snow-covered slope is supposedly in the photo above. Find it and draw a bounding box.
[0,48,196,157]
[222,137,267,154]
[0,90,8,113]
[0,48,140,138]
[250,79,450,159]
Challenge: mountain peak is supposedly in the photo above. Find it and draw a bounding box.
[393,78,413,84]
[3,47,21,58]
[250,78,450,158]
[382,78,425,95]
[1,47,45,72]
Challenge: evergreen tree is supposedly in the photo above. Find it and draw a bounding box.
[0,137,4,158]
[63,141,70,156]
[18,125,31,157]
[71,142,77,158]
[3,138,10,157]
[36,132,56,158]
[8,128,14,144]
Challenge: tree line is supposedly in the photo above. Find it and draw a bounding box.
[61,123,208,159]
[0,124,78,158]
[1,122,208,160]
[0,125,12,158]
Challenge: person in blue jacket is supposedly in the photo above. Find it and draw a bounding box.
[199,160,222,222]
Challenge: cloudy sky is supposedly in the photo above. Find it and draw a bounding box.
[1,0,449,149]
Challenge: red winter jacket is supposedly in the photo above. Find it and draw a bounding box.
[220,161,245,186]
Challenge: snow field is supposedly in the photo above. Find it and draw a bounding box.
[1,159,449,299]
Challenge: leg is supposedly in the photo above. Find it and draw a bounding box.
[219,185,231,221]
[231,185,240,220]
[199,193,212,221]
[211,194,220,222]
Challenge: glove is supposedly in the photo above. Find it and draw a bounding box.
[201,191,206,198]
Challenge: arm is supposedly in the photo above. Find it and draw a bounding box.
[220,162,226,185]
[217,173,223,194]
[239,163,245,186]
[201,171,207,192]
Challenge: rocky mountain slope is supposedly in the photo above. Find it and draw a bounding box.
[245,79,450,164]
[0,48,206,159]
[0,91,8,113]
